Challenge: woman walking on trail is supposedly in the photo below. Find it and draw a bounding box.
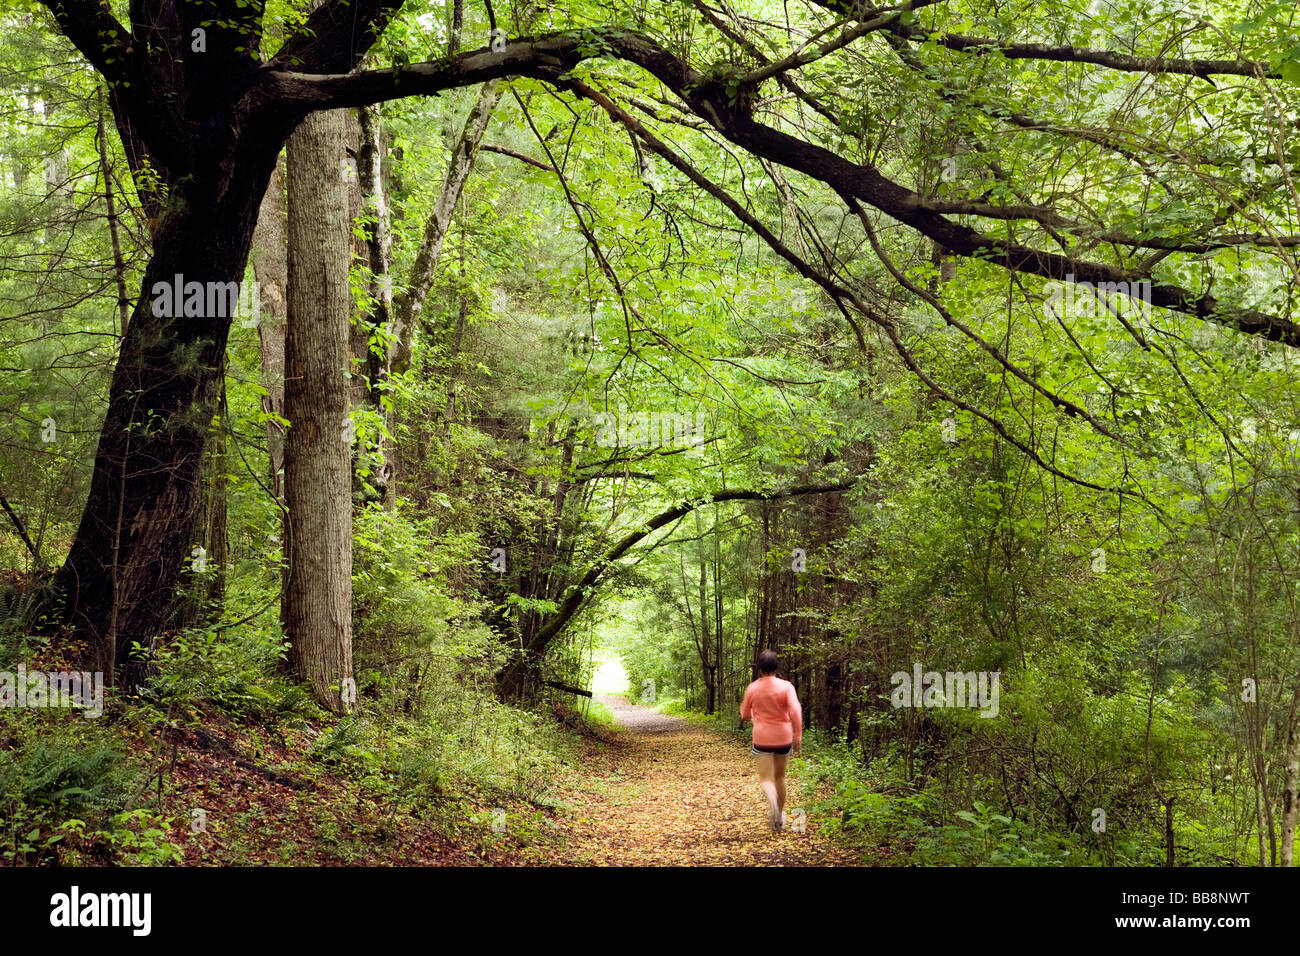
[740,650,803,831]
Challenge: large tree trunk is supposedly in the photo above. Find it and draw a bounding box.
[50,149,281,688]
[39,0,385,686]
[282,106,355,714]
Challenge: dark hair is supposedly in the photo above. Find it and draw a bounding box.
[757,650,779,674]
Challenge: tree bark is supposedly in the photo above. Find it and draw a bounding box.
[37,0,382,682]
[251,161,288,502]
[354,103,396,507]
[1280,684,1300,866]
[95,88,131,336]
[358,104,392,400]
[50,147,282,688]
[283,106,355,714]
[699,552,715,715]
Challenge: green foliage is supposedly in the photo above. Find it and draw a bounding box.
[5,0,1300,869]
[0,711,144,864]
[101,809,183,866]
[807,745,1102,866]
[140,622,298,723]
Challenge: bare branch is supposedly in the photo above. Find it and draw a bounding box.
[887,25,1275,79]
[480,143,557,172]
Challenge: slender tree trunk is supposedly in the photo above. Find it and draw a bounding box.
[197,389,229,612]
[283,107,355,714]
[1256,781,1269,867]
[391,81,501,373]
[1164,798,1176,867]
[712,522,723,715]
[827,660,843,733]
[358,105,393,399]
[355,104,396,507]
[251,161,288,502]
[699,556,715,715]
[1280,685,1300,866]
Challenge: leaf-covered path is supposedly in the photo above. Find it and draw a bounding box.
[552,695,864,866]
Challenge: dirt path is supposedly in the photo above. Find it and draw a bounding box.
[553,695,863,866]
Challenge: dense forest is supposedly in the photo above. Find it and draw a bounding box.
[0,0,1297,871]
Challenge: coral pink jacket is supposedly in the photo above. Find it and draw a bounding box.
[740,675,802,748]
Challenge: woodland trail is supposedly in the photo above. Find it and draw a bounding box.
[552,695,864,866]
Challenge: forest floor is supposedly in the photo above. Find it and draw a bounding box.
[537,695,863,866]
[110,692,863,866]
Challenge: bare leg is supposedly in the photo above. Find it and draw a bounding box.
[773,753,789,815]
[755,753,780,829]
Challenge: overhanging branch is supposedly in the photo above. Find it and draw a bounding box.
[261,28,1300,346]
